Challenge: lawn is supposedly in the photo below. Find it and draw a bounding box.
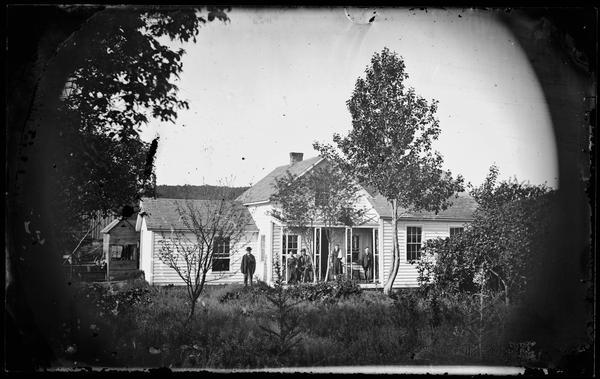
[54,278,544,369]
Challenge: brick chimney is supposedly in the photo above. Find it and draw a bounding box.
[289,152,304,165]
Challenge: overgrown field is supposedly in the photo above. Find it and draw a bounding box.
[54,279,552,369]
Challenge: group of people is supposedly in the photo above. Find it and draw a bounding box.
[329,244,373,282]
[286,248,314,284]
[240,243,375,287]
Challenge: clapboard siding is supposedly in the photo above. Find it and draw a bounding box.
[150,231,256,286]
[382,219,468,288]
[271,223,282,280]
[246,204,275,282]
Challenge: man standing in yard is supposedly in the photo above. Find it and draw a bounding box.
[241,246,256,287]
[361,247,373,283]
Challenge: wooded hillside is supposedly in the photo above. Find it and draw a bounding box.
[156,185,249,201]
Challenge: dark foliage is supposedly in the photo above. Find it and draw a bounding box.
[286,277,362,302]
[75,282,153,317]
[218,277,362,304]
[417,165,557,305]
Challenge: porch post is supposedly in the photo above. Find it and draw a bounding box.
[378,219,384,287]
[313,227,317,283]
[106,243,110,283]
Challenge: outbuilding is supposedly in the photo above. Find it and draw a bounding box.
[101,214,140,280]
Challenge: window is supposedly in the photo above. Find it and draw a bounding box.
[283,234,298,256]
[351,235,360,262]
[122,244,137,260]
[450,227,464,237]
[110,245,123,259]
[260,234,266,261]
[212,236,230,272]
[406,227,422,261]
[374,229,379,281]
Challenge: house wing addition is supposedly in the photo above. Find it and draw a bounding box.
[139,197,259,232]
[366,190,477,221]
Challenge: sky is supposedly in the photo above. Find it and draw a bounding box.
[141,7,558,189]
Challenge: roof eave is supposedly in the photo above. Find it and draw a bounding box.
[100,219,120,234]
[147,227,260,233]
[242,200,271,206]
[380,216,474,222]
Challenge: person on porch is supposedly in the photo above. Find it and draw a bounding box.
[287,251,299,284]
[332,244,344,280]
[361,247,373,282]
[241,246,256,287]
[299,248,313,283]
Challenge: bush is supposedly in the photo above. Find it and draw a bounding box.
[287,277,362,302]
[218,281,273,303]
[74,280,153,317]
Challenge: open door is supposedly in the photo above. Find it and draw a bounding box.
[345,227,353,279]
[320,229,329,281]
[373,228,380,283]
[314,227,321,282]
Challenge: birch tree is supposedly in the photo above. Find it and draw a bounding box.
[157,199,252,318]
[315,47,464,295]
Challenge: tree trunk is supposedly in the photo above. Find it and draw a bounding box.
[383,200,399,295]
[189,298,197,319]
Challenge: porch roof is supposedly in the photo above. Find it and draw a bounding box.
[139,197,259,232]
[367,191,477,221]
[236,156,323,204]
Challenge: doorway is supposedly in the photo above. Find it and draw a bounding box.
[320,230,329,281]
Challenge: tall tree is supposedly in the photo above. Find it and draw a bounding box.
[6,6,230,369]
[270,163,368,282]
[50,7,231,248]
[315,47,464,294]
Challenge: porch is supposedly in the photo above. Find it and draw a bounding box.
[276,225,383,285]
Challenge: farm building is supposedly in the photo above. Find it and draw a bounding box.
[235,153,478,288]
[135,152,477,288]
[101,214,141,281]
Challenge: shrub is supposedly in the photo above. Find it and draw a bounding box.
[218,281,273,303]
[74,280,153,317]
[287,277,362,302]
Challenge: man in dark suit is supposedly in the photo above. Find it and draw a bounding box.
[361,247,373,282]
[287,252,298,284]
[241,246,256,287]
[299,248,313,283]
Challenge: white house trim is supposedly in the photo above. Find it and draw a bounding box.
[295,157,325,180]
[242,200,270,206]
[100,219,120,234]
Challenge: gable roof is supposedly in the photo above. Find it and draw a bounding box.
[138,197,259,232]
[100,215,138,234]
[236,156,323,204]
[366,191,477,220]
[237,154,476,220]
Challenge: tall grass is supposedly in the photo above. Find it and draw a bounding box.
[57,279,544,369]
